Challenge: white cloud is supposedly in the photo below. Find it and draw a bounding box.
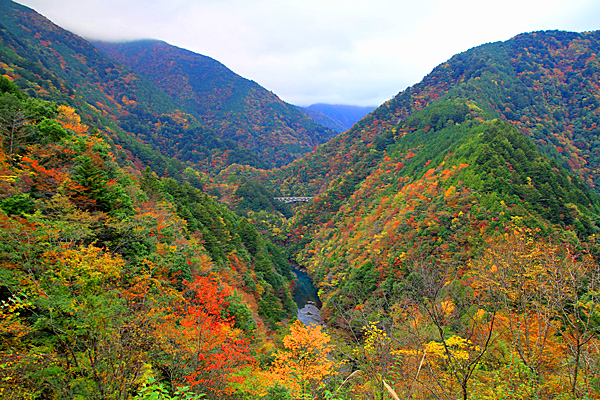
[15,0,600,107]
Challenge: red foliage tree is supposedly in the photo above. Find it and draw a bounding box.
[176,275,254,397]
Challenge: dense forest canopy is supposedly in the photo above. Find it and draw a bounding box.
[1,0,600,398]
[93,39,337,169]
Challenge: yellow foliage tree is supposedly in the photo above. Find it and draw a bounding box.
[471,224,600,398]
[270,320,337,397]
[56,105,88,134]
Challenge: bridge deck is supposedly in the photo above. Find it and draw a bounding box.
[273,197,313,204]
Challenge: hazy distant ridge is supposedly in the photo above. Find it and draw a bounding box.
[298,103,376,132]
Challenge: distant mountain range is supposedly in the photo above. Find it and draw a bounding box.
[297,104,376,133]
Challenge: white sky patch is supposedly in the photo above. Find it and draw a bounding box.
[14,0,600,107]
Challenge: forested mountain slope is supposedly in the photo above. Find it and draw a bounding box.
[0,76,298,398]
[0,0,245,175]
[293,101,600,302]
[94,40,336,168]
[0,0,331,175]
[277,30,600,308]
[281,93,600,400]
[266,31,600,398]
[274,30,600,197]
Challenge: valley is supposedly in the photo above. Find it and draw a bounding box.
[1,0,600,398]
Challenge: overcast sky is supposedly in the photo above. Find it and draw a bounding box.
[15,0,600,107]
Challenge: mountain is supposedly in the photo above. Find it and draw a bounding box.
[0,0,334,175]
[298,103,376,132]
[273,30,600,197]
[0,0,246,177]
[0,0,175,129]
[93,40,337,168]
[262,30,600,397]
[3,1,600,396]
[276,29,600,272]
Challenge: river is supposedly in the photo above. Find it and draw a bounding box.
[293,268,323,325]
[292,267,323,325]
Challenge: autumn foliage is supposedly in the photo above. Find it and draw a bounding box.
[176,275,254,395]
[4,7,600,399]
[270,320,337,397]
[0,79,294,399]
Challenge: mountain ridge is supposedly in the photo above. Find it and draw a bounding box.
[297,103,376,133]
[2,3,600,396]
[268,30,600,200]
[93,39,337,168]
[1,0,336,174]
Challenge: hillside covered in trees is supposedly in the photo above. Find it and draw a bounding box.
[93,40,336,168]
[1,0,600,398]
[260,29,600,399]
[0,75,301,398]
[0,0,334,175]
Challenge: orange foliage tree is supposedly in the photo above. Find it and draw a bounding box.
[270,320,338,398]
